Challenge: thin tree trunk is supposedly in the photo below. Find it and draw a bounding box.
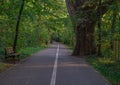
[97,0,102,56]
[110,5,117,50]
[13,0,25,52]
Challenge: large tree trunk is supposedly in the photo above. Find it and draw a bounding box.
[65,0,114,56]
[66,0,97,56]
[72,20,96,56]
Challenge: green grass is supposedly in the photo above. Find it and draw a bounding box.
[19,47,46,59]
[0,46,46,73]
[87,57,120,85]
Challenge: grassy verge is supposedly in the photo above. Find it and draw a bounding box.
[0,62,13,72]
[19,47,46,59]
[87,57,120,85]
[0,46,46,73]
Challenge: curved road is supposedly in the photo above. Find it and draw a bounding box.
[0,42,111,85]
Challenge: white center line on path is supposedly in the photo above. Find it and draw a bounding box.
[50,44,59,85]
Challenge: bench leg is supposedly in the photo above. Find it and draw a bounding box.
[18,55,20,61]
[5,56,7,60]
[12,56,16,64]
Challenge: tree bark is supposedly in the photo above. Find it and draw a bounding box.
[65,0,114,56]
[110,3,117,50]
[13,0,25,52]
[97,0,102,56]
[72,20,96,56]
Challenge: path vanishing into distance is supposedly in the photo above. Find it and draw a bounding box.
[0,42,111,85]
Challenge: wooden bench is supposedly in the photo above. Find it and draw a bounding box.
[5,47,20,61]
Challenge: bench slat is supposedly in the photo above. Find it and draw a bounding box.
[5,47,20,60]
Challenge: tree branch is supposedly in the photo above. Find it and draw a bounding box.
[97,0,115,16]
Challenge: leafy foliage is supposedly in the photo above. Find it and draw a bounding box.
[87,57,120,85]
[0,0,69,50]
[0,0,120,84]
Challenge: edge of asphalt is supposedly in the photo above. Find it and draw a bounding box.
[0,43,112,85]
[70,55,112,85]
[60,44,112,85]
[0,45,50,77]
[63,43,112,85]
[84,58,112,85]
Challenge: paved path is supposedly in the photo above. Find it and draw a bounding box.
[0,43,111,85]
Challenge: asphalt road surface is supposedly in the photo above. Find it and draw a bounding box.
[0,42,111,85]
